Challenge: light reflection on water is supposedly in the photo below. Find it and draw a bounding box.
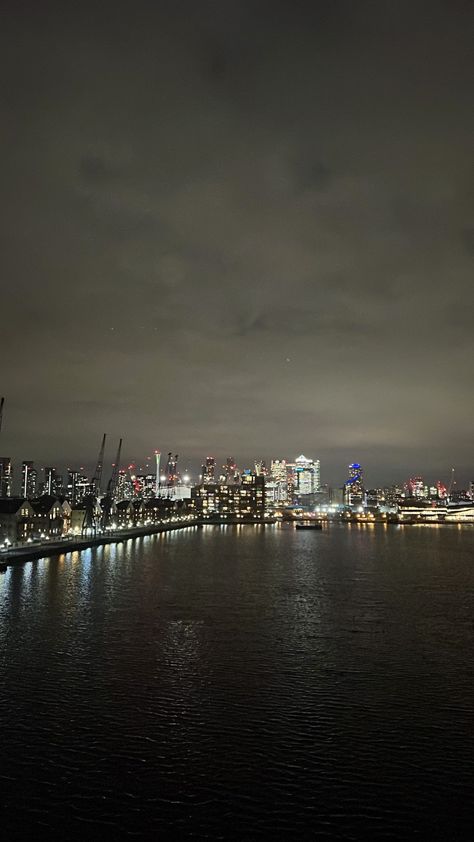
[0,524,473,839]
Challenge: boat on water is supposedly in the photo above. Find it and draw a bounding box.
[295,521,323,531]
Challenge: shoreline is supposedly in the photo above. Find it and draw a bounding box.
[1,515,472,569]
[0,517,274,568]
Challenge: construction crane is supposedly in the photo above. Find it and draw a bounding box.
[82,433,107,534]
[101,438,123,529]
[91,433,107,497]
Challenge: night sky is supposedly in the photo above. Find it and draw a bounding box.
[1,1,473,486]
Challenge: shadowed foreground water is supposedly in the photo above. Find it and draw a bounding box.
[0,524,473,839]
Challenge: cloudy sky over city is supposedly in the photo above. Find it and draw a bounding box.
[1,0,473,484]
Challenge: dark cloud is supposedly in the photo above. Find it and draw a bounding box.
[0,0,473,486]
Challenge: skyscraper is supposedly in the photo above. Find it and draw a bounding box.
[154,451,161,497]
[43,466,63,496]
[407,476,424,499]
[0,457,12,497]
[116,469,134,502]
[289,455,321,503]
[224,457,238,484]
[202,456,216,484]
[344,463,364,506]
[21,461,38,498]
[270,459,288,503]
[67,470,90,505]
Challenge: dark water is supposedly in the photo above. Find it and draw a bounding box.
[0,524,473,840]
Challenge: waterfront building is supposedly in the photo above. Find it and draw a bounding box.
[132,499,147,525]
[0,498,35,544]
[116,500,135,528]
[144,497,176,523]
[0,456,12,497]
[31,496,64,539]
[60,498,72,533]
[191,472,265,520]
[21,461,38,498]
[344,463,364,507]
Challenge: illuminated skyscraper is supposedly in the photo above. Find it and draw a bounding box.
[202,456,216,484]
[0,457,12,497]
[21,461,38,498]
[223,457,238,484]
[42,466,63,496]
[270,459,288,503]
[289,455,321,503]
[408,476,424,499]
[344,463,364,506]
[116,469,134,502]
[67,470,91,505]
[154,451,161,497]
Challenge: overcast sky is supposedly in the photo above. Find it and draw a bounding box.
[0,0,473,486]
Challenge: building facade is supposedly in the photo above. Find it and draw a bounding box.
[191,473,265,520]
[0,456,12,497]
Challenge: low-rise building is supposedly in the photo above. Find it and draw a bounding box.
[31,496,65,538]
[116,500,135,528]
[0,498,35,544]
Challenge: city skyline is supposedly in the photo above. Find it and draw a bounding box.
[0,438,472,495]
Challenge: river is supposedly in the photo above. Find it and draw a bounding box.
[0,523,473,839]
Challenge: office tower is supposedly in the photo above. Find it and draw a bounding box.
[224,457,238,484]
[289,455,321,503]
[0,457,12,497]
[67,470,91,505]
[133,474,156,499]
[116,469,134,502]
[270,459,288,504]
[254,460,268,477]
[408,476,424,499]
[344,463,364,507]
[43,466,63,496]
[154,451,161,497]
[21,461,38,498]
[202,456,216,484]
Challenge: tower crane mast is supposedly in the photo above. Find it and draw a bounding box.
[101,438,123,529]
[92,433,107,496]
[82,433,107,534]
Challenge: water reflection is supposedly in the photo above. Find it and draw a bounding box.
[0,526,473,839]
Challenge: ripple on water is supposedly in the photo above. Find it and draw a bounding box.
[0,525,473,839]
